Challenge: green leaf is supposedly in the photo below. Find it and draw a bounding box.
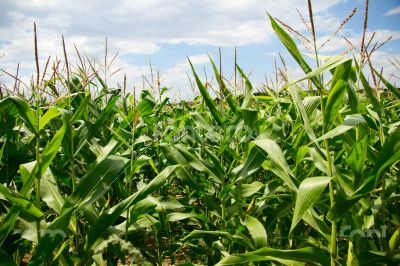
[374,69,400,99]
[324,79,348,129]
[39,107,61,131]
[209,55,237,113]
[174,144,223,184]
[244,215,268,249]
[136,92,156,117]
[71,93,90,123]
[39,117,67,176]
[239,181,264,198]
[166,211,198,222]
[288,87,317,141]
[0,118,66,245]
[0,96,38,133]
[291,56,352,86]
[234,138,297,191]
[302,209,331,242]
[389,227,400,250]
[40,167,65,214]
[236,65,253,108]
[347,136,368,178]
[30,208,74,264]
[268,15,321,90]
[356,250,400,265]
[374,127,400,181]
[0,206,21,246]
[216,246,330,265]
[290,176,331,234]
[327,175,375,221]
[0,185,43,218]
[69,155,128,207]
[182,230,253,249]
[355,61,381,116]
[85,165,178,251]
[313,114,366,142]
[188,58,224,126]
[254,138,297,191]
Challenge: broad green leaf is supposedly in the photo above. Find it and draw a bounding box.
[253,138,297,191]
[0,119,66,246]
[356,250,400,265]
[39,118,66,176]
[327,175,375,221]
[216,246,330,265]
[313,114,366,142]
[94,94,119,127]
[347,136,368,178]
[20,161,64,214]
[244,215,268,249]
[241,108,258,128]
[0,206,21,246]
[69,155,128,207]
[16,219,46,243]
[182,230,254,249]
[40,167,65,214]
[302,209,331,242]
[234,138,297,190]
[0,185,43,218]
[239,181,264,198]
[389,227,400,250]
[136,91,156,117]
[166,211,198,222]
[290,176,331,234]
[0,96,38,133]
[174,144,223,184]
[324,79,348,129]
[291,56,351,85]
[39,107,61,131]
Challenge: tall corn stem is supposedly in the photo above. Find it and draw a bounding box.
[34,22,42,245]
[307,0,336,264]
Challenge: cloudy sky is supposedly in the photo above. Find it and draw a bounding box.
[1,0,400,99]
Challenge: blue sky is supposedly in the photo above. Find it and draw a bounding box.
[1,0,400,100]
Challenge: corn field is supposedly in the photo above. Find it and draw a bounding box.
[0,8,399,266]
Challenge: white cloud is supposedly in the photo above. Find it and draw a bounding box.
[317,29,400,55]
[384,6,400,17]
[160,54,210,100]
[4,0,397,98]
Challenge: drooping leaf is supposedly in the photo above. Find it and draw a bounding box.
[216,246,330,265]
[0,96,38,133]
[244,215,268,249]
[290,176,331,234]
